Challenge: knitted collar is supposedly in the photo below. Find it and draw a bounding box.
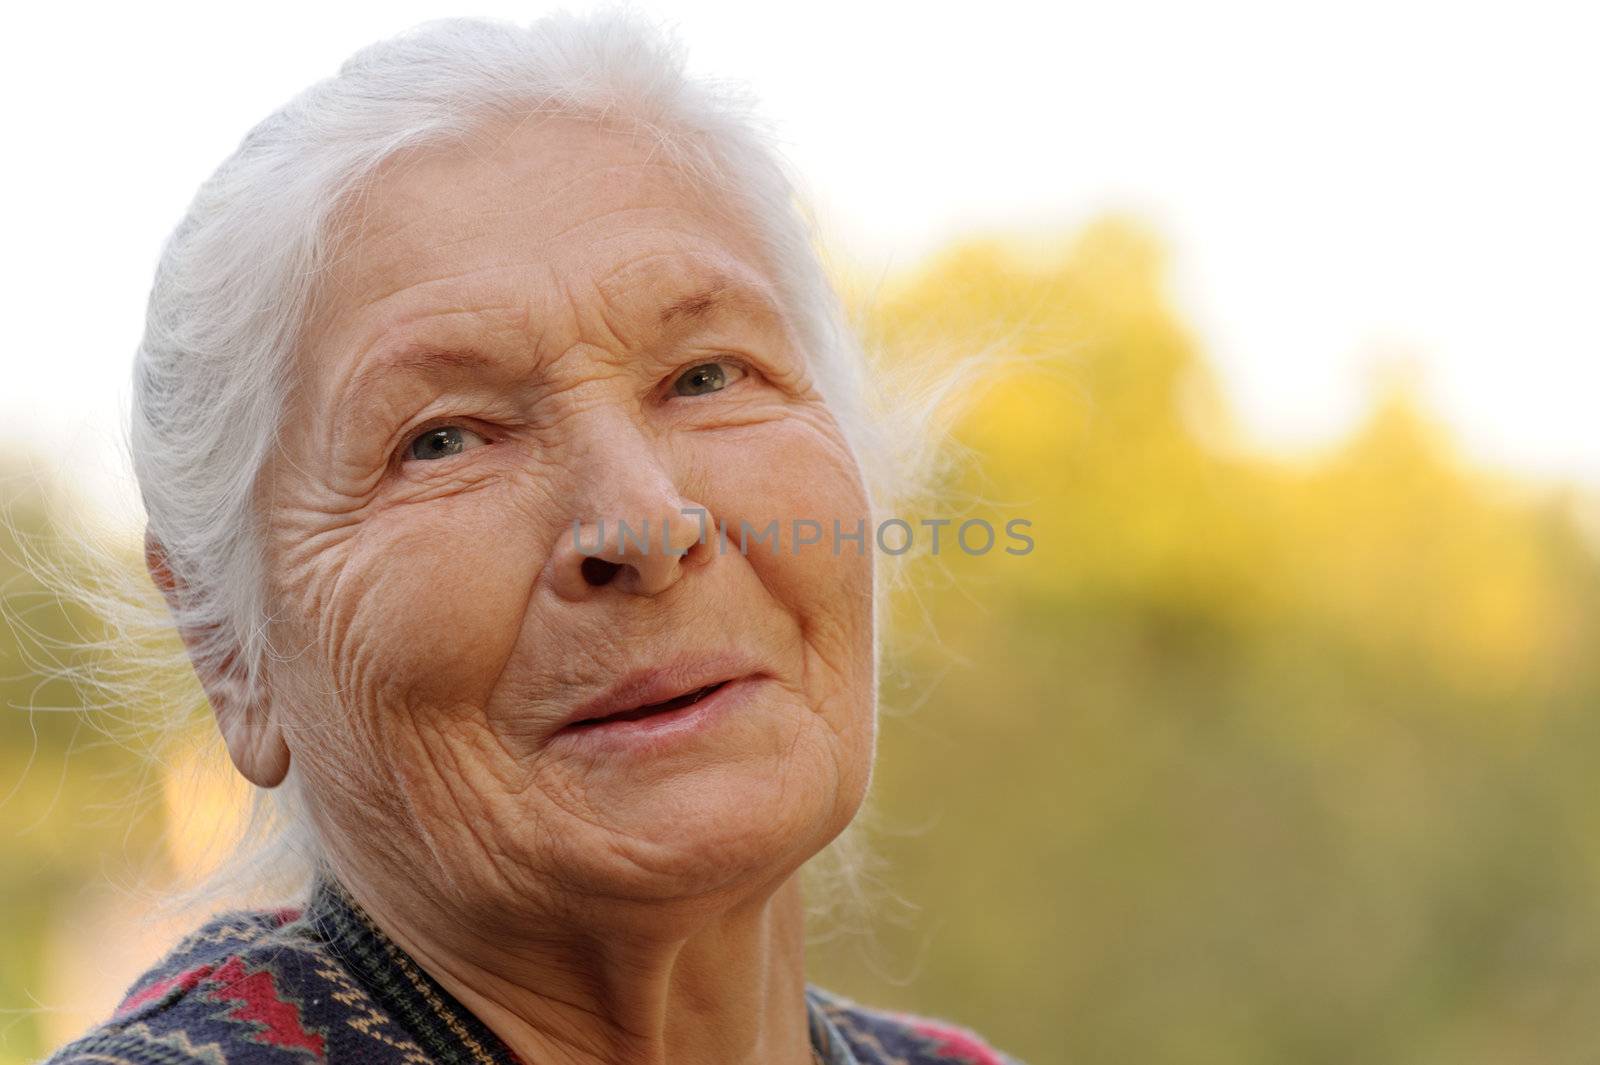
[303,874,860,1065]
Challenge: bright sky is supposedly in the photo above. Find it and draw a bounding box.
[5,0,1597,522]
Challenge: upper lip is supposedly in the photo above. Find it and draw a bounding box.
[556,652,769,731]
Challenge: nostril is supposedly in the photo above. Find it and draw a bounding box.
[581,556,622,587]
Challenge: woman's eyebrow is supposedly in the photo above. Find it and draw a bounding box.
[340,346,497,417]
[657,276,788,330]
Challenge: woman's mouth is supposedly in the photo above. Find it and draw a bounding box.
[566,681,730,728]
[550,671,767,754]
[550,654,771,752]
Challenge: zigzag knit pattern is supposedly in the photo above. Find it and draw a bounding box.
[43,875,1024,1064]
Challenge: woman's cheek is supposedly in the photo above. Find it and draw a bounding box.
[333,491,542,711]
[714,418,873,649]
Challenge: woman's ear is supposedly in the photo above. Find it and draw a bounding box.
[144,530,290,788]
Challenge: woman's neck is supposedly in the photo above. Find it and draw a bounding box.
[344,871,816,1065]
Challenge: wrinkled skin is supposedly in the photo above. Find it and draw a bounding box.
[170,113,878,1065]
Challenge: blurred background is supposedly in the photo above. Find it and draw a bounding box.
[4,2,1599,1063]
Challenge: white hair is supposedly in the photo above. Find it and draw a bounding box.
[55,6,1006,927]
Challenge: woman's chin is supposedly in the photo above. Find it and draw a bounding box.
[547,774,844,903]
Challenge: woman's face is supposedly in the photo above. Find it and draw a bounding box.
[260,114,876,920]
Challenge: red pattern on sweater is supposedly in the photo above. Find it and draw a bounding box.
[200,956,327,1058]
[113,964,215,1016]
[901,1016,1009,1065]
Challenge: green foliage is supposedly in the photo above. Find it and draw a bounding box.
[809,218,1600,1065]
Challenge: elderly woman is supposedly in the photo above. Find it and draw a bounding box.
[46,11,1020,1065]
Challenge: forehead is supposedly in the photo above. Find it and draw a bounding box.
[305,113,778,357]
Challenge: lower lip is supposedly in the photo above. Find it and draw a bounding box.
[551,675,766,754]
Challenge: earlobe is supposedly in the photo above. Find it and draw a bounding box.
[144,530,291,789]
[214,677,291,789]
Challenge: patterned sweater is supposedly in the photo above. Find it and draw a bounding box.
[43,874,1023,1064]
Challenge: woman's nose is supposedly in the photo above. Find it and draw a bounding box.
[547,490,714,601]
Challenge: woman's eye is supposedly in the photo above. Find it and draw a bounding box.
[407,425,486,462]
[671,360,747,397]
